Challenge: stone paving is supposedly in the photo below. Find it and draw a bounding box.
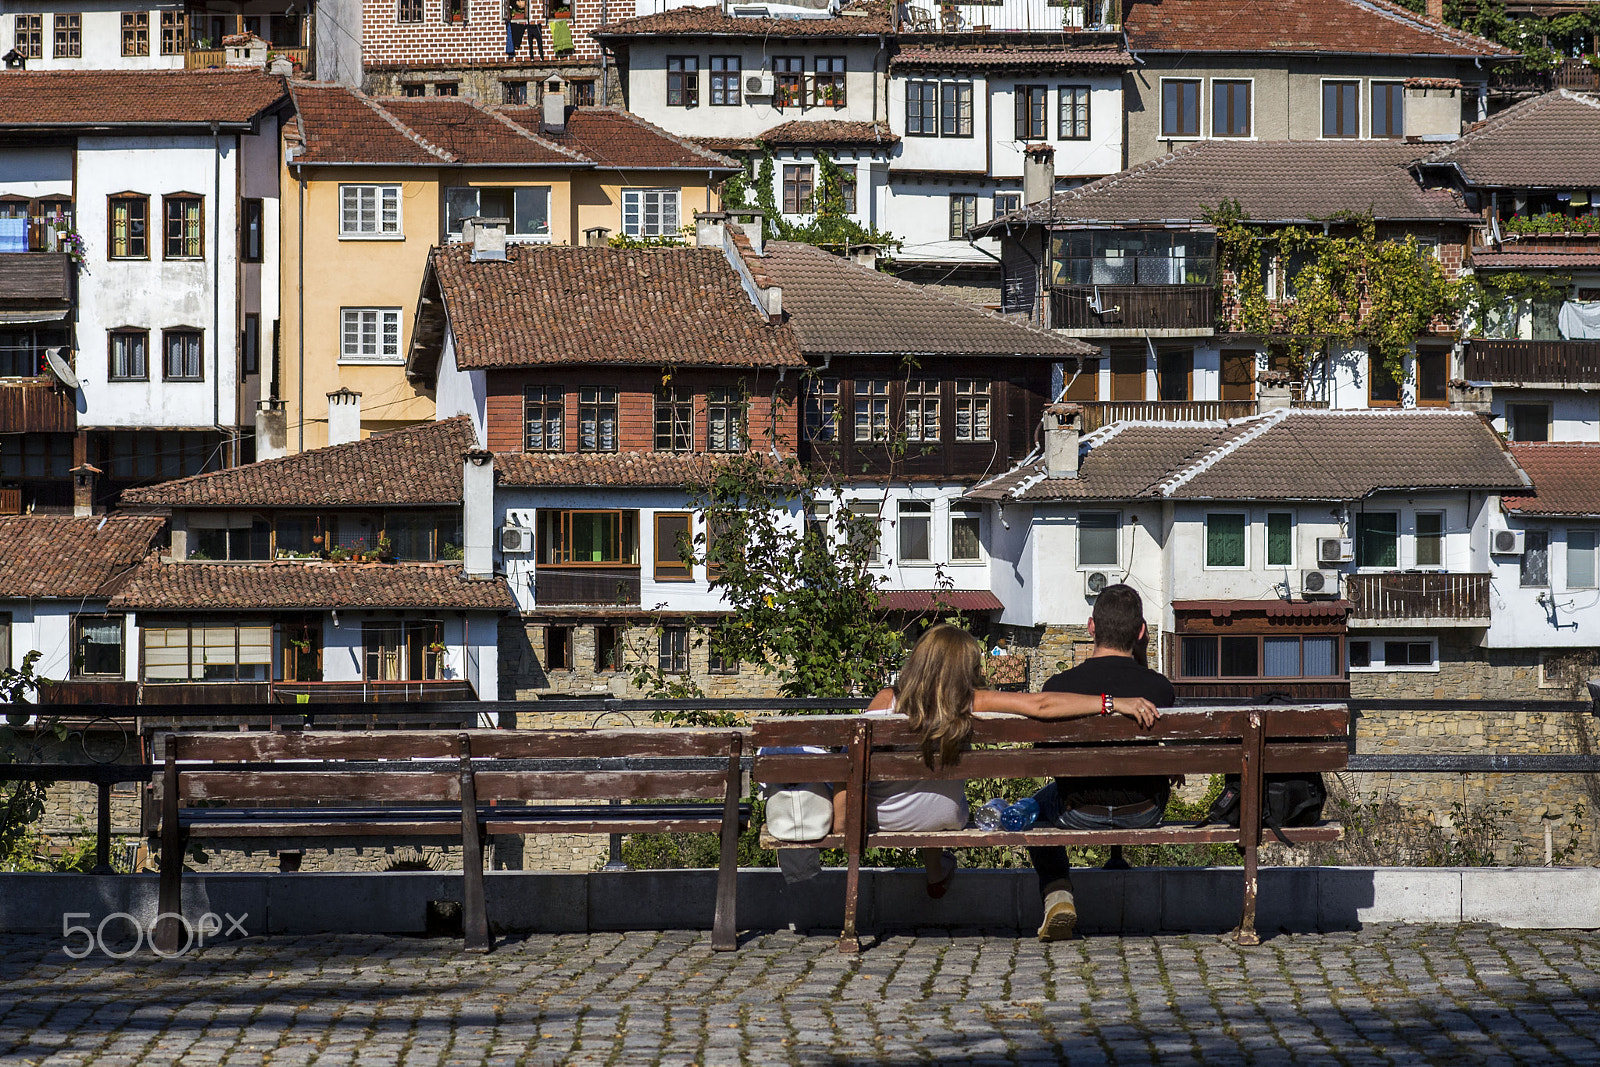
[3,925,1600,1064]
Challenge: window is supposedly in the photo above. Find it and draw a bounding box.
[501,80,527,104]
[523,386,564,451]
[402,83,426,97]
[242,198,264,262]
[1568,531,1597,589]
[1078,512,1119,567]
[1509,403,1549,443]
[1522,530,1550,588]
[1059,85,1090,140]
[782,165,814,215]
[835,165,857,215]
[949,194,978,239]
[446,186,551,239]
[595,625,624,671]
[120,12,146,56]
[1349,637,1435,671]
[950,505,982,562]
[163,195,203,259]
[570,80,596,107]
[545,626,572,671]
[1415,512,1444,568]
[707,387,743,452]
[1221,349,1255,402]
[0,328,65,378]
[805,377,839,441]
[847,501,881,564]
[658,626,690,673]
[667,56,699,107]
[773,57,803,107]
[854,379,890,442]
[1051,229,1216,287]
[537,509,639,565]
[1416,348,1448,405]
[445,0,465,22]
[339,308,401,363]
[1368,354,1401,406]
[655,387,692,452]
[340,184,402,237]
[1372,82,1404,139]
[907,80,938,136]
[577,387,618,451]
[1266,512,1294,568]
[14,14,41,58]
[1355,511,1398,569]
[815,57,846,108]
[399,0,424,20]
[1205,513,1247,568]
[898,500,931,563]
[1323,81,1360,138]
[109,195,149,259]
[108,330,148,382]
[160,11,186,52]
[1212,80,1250,137]
[143,622,272,682]
[162,330,203,382]
[1015,85,1047,140]
[995,191,1021,216]
[622,188,679,237]
[942,81,974,136]
[1157,350,1192,402]
[654,512,693,581]
[102,431,219,481]
[73,616,124,679]
[363,621,444,681]
[0,617,9,680]
[1180,634,1341,679]
[953,379,990,441]
[1161,80,1200,138]
[710,56,740,105]
[708,635,740,675]
[0,433,73,479]
[54,14,81,58]
[905,379,940,442]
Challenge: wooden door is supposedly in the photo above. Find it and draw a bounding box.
[1221,349,1256,402]
[1110,351,1146,401]
[1157,350,1193,402]
[1063,357,1098,401]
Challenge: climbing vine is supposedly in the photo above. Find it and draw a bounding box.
[1443,0,1600,72]
[1459,271,1573,337]
[718,147,898,255]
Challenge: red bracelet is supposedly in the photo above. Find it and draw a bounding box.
[1101,693,1114,715]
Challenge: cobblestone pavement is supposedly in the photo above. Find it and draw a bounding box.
[3,925,1600,1064]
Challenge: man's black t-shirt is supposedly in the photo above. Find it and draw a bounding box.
[1042,655,1177,807]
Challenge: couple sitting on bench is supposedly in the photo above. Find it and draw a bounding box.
[833,584,1173,941]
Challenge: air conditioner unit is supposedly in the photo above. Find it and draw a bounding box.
[745,72,775,97]
[1084,570,1111,597]
[499,526,533,554]
[1492,529,1526,555]
[1316,537,1355,565]
[1301,569,1340,598]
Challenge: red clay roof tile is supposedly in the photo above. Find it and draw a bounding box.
[108,558,516,611]
[1123,0,1512,57]
[0,516,166,599]
[0,68,288,128]
[1504,443,1600,516]
[1422,90,1600,188]
[597,1,893,37]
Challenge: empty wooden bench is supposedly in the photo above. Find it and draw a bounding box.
[753,704,1349,951]
[154,726,749,952]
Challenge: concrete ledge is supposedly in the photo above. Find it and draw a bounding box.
[0,867,1595,938]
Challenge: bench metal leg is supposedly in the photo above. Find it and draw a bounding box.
[838,722,869,954]
[1234,711,1264,946]
[712,733,742,952]
[153,749,183,954]
[459,734,492,953]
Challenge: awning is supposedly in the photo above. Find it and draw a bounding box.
[0,308,70,324]
[878,589,1005,613]
[1172,599,1350,618]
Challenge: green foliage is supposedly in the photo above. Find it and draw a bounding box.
[1459,270,1572,336]
[721,148,899,254]
[1444,0,1600,72]
[607,226,691,250]
[0,652,60,864]
[1301,790,1587,867]
[1504,211,1600,236]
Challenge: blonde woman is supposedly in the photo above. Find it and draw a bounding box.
[832,624,1160,897]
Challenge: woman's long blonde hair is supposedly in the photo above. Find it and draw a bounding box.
[894,624,985,770]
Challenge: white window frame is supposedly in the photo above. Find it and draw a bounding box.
[1158,76,1203,140]
[897,499,933,566]
[1412,510,1446,571]
[949,503,984,564]
[1208,76,1255,140]
[1348,635,1438,673]
[339,307,403,364]
[1566,528,1598,590]
[1203,511,1250,570]
[1318,77,1363,141]
[622,188,680,238]
[1077,510,1120,570]
[339,184,402,239]
[1264,510,1295,569]
[1370,79,1406,140]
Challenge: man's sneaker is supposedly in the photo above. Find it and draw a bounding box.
[1037,889,1078,942]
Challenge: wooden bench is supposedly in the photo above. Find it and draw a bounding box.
[752,704,1349,952]
[154,726,749,953]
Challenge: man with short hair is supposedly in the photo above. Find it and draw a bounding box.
[1029,583,1175,941]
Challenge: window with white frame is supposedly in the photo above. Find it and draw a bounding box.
[1265,511,1294,568]
[1205,513,1247,567]
[1569,530,1598,589]
[898,500,931,562]
[1078,511,1119,567]
[953,379,990,441]
[905,379,940,442]
[848,501,881,564]
[143,621,272,682]
[854,379,890,442]
[340,308,402,363]
[805,377,839,441]
[950,504,982,562]
[622,188,679,237]
[339,184,401,237]
[1415,512,1444,568]
[1349,637,1437,672]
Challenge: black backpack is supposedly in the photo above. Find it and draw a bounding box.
[1204,773,1327,844]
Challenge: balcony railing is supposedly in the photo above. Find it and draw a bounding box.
[1347,572,1492,624]
[1489,57,1600,93]
[0,381,76,432]
[536,567,643,606]
[0,253,72,305]
[1050,285,1214,333]
[186,45,308,69]
[269,680,477,703]
[1463,339,1600,384]
[1077,399,1256,432]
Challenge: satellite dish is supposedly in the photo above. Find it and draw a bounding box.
[43,347,79,390]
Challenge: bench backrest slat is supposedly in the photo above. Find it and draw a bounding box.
[752,754,855,782]
[473,770,732,802]
[467,729,743,759]
[864,739,1350,782]
[168,730,459,762]
[179,770,460,804]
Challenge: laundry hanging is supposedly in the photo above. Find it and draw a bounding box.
[551,18,573,52]
[1559,300,1600,340]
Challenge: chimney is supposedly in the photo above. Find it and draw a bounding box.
[1023,143,1056,206]
[849,243,880,270]
[71,462,100,518]
[255,399,287,461]
[268,55,294,76]
[326,387,362,446]
[1448,378,1494,415]
[542,79,567,135]
[462,450,496,580]
[729,208,765,256]
[694,210,729,248]
[223,31,270,68]
[1043,403,1082,479]
[462,216,508,262]
[583,226,612,247]
[1257,369,1294,413]
[1426,0,1443,19]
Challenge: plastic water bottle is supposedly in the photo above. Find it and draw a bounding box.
[1001,797,1041,832]
[973,798,1008,830]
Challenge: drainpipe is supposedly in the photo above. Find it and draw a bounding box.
[297,168,306,453]
[212,122,230,461]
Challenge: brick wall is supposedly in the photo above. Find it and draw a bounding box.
[361,0,623,70]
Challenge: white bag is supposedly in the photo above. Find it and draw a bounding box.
[762,782,835,842]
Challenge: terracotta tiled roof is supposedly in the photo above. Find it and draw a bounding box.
[597,1,893,37]
[1472,249,1600,269]
[425,244,805,370]
[502,107,739,169]
[109,558,516,611]
[0,69,288,128]
[379,98,586,165]
[692,136,760,154]
[757,241,1098,357]
[0,516,166,600]
[1123,0,1513,57]
[120,418,477,508]
[973,141,1477,233]
[494,451,790,487]
[1421,90,1600,188]
[1504,443,1600,516]
[758,120,899,146]
[891,47,1135,70]
[878,589,1004,612]
[970,421,1248,501]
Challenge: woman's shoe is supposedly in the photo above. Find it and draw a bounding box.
[925,851,958,899]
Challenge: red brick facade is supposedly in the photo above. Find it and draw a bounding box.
[361,0,622,71]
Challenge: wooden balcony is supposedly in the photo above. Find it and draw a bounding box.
[1077,399,1255,432]
[1346,572,1492,626]
[1050,284,1214,335]
[1463,339,1600,385]
[1489,57,1600,94]
[269,680,477,703]
[536,567,643,606]
[0,381,76,432]
[0,253,72,306]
